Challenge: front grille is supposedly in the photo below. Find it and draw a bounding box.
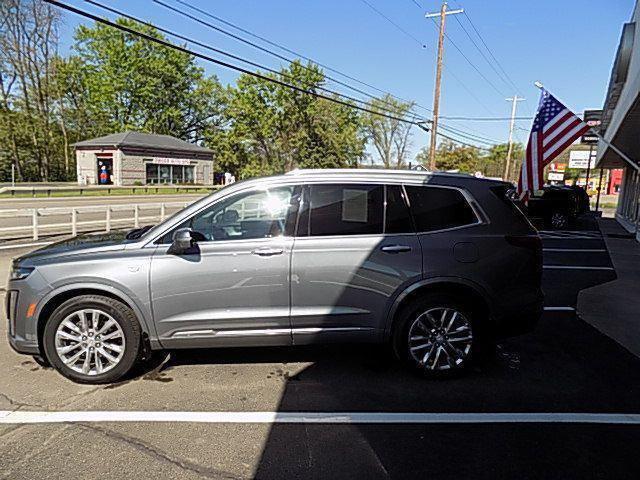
[6,290,18,337]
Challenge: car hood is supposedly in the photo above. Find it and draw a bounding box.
[16,232,135,266]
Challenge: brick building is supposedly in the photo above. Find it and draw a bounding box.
[73,132,214,186]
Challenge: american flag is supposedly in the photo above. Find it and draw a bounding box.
[517,89,590,198]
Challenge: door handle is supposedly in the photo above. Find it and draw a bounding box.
[252,247,284,256]
[381,245,412,253]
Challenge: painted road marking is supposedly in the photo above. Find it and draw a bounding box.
[539,230,602,237]
[543,306,575,312]
[0,241,53,251]
[2,411,640,425]
[543,265,615,271]
[543,248,607,253]
[540,236,603,240]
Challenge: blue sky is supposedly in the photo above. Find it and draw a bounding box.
[56,0,635,159]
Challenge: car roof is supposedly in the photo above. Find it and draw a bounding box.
[280,168,505,185]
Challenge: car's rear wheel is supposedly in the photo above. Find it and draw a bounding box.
[394,294,475,377]
[43,295,142,384]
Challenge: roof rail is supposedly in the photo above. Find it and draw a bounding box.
[285,168,436,176]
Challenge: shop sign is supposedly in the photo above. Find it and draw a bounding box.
[152,157,192,166]
[581,110,602,144]
[548,172,564,181]
[568,150,596,169]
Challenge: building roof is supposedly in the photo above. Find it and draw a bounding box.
[72,132,214,155]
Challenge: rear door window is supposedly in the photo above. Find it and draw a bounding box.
[405,185,477,233]
[385,185,414,234]
[306,184,384,236]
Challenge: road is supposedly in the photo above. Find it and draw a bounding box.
[0,194,206,242]
[0,194,206,209]
[1,221,638,479]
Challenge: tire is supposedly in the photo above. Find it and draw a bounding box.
[43,295,142,384]
[32,355,51,368]
[393,293,476,378]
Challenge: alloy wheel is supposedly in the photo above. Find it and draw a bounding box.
[54,308,126,376]
[407,307,473,371]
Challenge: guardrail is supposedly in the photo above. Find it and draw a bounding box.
[0,185,221,197]
[0,201,193,240]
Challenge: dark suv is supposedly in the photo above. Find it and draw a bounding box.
[7,169,543,383]
[527,185,591,229]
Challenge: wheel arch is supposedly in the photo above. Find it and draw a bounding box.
[383,278,494,340]
[36,284,154,358]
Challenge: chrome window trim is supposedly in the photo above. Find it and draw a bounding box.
[403,183,489,235]
[145,177,489,245]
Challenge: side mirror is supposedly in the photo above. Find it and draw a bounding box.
[169,228,195,254]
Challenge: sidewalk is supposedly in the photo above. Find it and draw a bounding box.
[578,217,640,357]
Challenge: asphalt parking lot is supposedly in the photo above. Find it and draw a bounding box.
[1,220,639,479]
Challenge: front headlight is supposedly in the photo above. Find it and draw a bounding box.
[10,265,34,281]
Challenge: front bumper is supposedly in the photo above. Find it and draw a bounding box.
[5,270,51,357]
[8,333,39,355]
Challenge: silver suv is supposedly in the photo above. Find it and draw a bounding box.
[6,169,543,383]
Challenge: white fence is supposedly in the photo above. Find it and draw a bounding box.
[0,202,192,240]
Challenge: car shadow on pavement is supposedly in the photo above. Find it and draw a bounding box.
[146,311,640,479]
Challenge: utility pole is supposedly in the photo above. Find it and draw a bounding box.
[503,95,525,181]
[425,2,464,170]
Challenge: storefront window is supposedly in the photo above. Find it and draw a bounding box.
[145,162,195,184]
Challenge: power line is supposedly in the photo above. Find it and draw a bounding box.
[46,0,422,126]
[358,0,427,48]
[435,130,491,151]
[63,0,495,148]
[151,0,428,119]
[439,123,500,145]
[461,10,521,96]
[440,115,533,121]
[160,0,505,149]
[427,17,506,98]
[452,14,513,90]
[170,0,433,115]
[82,0,425,122]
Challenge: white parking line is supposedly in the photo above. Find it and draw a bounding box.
[1,411,640,425]
[543,307,575,312]
[543,248,607,253]
[543,265,615,271]
[540,236,603,240]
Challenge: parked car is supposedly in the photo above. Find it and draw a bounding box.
[6,169,543,384]
[527,185,591,229]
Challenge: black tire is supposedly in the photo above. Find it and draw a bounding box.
[392,293,477,378]
[43,295,142,384]
[32,355,51,369]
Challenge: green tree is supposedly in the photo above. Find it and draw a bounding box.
[61,18,226,141]
[0,0,64,181]
[214,61,366,179]
[484,142,525,179]
[416,141,482,173]
[363,94,415,168]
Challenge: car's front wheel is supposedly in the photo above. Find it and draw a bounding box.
[43,295,142,384]
[394,294,475,377]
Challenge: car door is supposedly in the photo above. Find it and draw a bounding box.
[404,184,485,281]
[290,183,422,344]
[150,185,300,348]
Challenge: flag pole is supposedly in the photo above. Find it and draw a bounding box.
[590,130,640,173]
